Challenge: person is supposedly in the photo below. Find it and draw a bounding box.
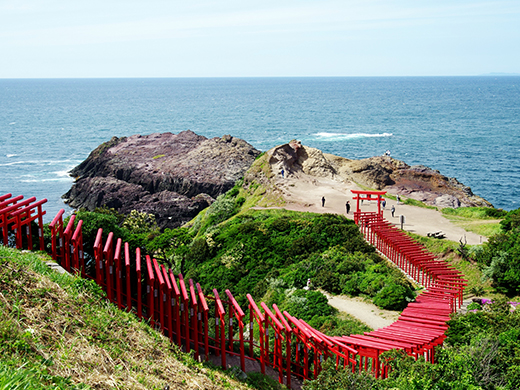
[321,196,325,207]
[346,201,350,214]
[385,150,391,157]
[391,205,395,217]
[396,194,400,205]
[382,199,386,209]
[281,168,285,178]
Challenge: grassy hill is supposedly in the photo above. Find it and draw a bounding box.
[0,246,278,390]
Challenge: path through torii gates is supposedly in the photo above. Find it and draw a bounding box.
[1,191,466,386]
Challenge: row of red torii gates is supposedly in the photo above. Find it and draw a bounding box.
[1,191,466,387]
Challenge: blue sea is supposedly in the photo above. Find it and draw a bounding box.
[1,77,519,221]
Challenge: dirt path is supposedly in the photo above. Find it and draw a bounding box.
[321,292,399,330]
[275,173,486,245]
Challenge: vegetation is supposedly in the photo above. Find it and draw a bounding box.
[441,207,505,237]
[0,246,262,390]
[261,279,371,336]
[181,208,415,312]
[422,206,520,298]
[473,209,520,296]
[401,197,437,210]
[304,298,520,390]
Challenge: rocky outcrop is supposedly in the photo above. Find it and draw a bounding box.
[64,131,261,228]
[261,142,492,208]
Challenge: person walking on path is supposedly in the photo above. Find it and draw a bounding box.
[396,195,400,205]
[346,201,351,214]
[281,168,284,178]
[382,199,386,209]
[322,197,326,207]
[391,205,395,218]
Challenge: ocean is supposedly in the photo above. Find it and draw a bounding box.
[1,77,519,221]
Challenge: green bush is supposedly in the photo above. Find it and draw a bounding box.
[303,359,380,390]
[500,209,520,232]
[284,290,336,322]
[467,302,482,311]
[373,283,414,310]
[185,238,213,267]
[485,208,508,219]
[474,210,520,295]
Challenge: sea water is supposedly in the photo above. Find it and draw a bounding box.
[1,77,519,220]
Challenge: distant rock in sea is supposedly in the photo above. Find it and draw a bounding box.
[63,131,261,229]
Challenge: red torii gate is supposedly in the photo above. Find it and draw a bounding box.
[351,190,387,223]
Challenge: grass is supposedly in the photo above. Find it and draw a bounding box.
[401,197,437,210]
[0,246,264,390]
[404,232,520,301]
[441,207,503,237]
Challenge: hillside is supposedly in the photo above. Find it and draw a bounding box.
[0,246,271,390]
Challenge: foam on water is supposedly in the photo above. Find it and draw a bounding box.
[314,132,393,141]
[20,178,74,183]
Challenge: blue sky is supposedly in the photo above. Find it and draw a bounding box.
[1,0,519,78]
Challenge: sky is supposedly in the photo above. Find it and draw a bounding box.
[1,0,519,78]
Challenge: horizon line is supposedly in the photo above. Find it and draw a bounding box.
[1,73,520,80]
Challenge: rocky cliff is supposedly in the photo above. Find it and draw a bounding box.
[63,131,261,228]
[253,141,492,208]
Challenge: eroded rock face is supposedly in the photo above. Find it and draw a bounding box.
[263,143,492,208]
[64,131,261,228]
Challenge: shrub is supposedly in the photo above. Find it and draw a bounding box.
[500,209,520,232]
[303,359,380,390]
[373,283,414,310]
[185,238,213,266]
[121,210,159,235]
[467,302,482,311]
[285,290,336,322]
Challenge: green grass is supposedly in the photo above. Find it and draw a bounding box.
[401,197,437,209]
[0,246,255,390]
[407,232,459,255]
[441,207,503,237]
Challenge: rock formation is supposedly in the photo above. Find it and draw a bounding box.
[258,142,492,208]
[63,131,261,228]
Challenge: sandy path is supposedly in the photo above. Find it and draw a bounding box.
[276,173,485,245]
[321,292,399,330]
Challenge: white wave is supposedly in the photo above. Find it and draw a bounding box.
[6,154,18,158]
[0,159,82,167]
[315,132,393,140]
[21,177,74,183]
[54,170,71,177]
[9,122,16,125]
